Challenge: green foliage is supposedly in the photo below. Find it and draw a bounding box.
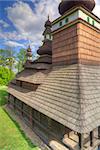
[16,49,26,73]
[0,66,15,85]
[0,49,15,70]
[0,86,8,106]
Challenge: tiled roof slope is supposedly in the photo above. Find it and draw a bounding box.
[8,64,100,133]
[29,64,100,133]
[16,69,49,84]
[8,84,34,106]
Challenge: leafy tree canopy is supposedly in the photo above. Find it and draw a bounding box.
[0,66,15,85]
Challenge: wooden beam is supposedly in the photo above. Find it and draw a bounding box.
[14,97,16,110]
[98,126,100,139]
[21,102,23,116]
[90,131,94,147]
[8,94,10,104]
[29,108,32,126]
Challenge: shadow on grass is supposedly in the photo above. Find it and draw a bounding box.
[3,108,37,149]
[0,88,8,106]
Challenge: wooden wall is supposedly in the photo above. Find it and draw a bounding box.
[52,24,78,66]
[8,96,71,140]
[77,23,100,65]
[16,80,38,91]
[52,22,100,66]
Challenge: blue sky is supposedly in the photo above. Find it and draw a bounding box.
[0,0,100,54]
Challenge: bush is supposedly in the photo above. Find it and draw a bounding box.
[0,66,15,86]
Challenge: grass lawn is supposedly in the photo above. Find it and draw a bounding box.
[0,86,39,150]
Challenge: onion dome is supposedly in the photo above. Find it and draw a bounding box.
[43,16,52,36]
[37,16,52,56]
[59,0,95,15]
[26,46,32,60]
[37,40,52,55]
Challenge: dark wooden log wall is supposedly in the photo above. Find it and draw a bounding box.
[8,95,71,140]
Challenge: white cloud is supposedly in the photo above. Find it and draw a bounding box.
[4,0,61,50]
[6,1,43,42]
[0,20,9,28]
[0,0,99,51]
[93,1,100,18]
[5,41,25,48]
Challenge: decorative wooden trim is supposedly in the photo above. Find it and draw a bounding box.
[78,133,84,149]
[52,6,100,25]
[52,18,100,35]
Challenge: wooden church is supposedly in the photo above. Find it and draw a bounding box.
[8,0,100,149]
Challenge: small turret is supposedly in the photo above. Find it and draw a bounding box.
[26,45,32,61]
[37,16,52,56]
[33,16,52,65]
[43,15,52,41]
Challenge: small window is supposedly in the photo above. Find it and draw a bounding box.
[65,18,68,23]
[87,17,90,23]
[92,20,95,26]
[59,21,62,26]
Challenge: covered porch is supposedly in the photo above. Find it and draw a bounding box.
[8,93,100,150]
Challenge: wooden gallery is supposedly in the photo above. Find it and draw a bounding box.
[8,0,100,150]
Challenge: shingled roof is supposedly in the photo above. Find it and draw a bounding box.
[8,64,100,133]
[16,69,50,84]
[30,64,100,133]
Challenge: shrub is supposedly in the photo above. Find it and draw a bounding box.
[0,66,15,85]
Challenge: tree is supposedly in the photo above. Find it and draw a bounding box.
[0,49,16,72]
[0,66,15,85]
[16,49,26,73]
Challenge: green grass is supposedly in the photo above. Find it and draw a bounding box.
[0,86,39,150]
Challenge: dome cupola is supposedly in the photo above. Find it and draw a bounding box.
[37,16,52,56]
[59,0,95,15]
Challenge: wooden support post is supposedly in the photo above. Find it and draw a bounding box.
[98,126,100,139]
[90,131,94,147]
[7,94,10,104]
[14,97,16,110]
[78,133,84,150]
[30,108,32,126]
[21,102,23,116]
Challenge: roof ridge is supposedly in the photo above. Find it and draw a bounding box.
[77,63,85,133]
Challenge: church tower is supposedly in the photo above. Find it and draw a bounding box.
[52,0,99,66]
[51,0,100,149]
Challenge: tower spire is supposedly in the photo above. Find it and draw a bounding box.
[48,15,49,20]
